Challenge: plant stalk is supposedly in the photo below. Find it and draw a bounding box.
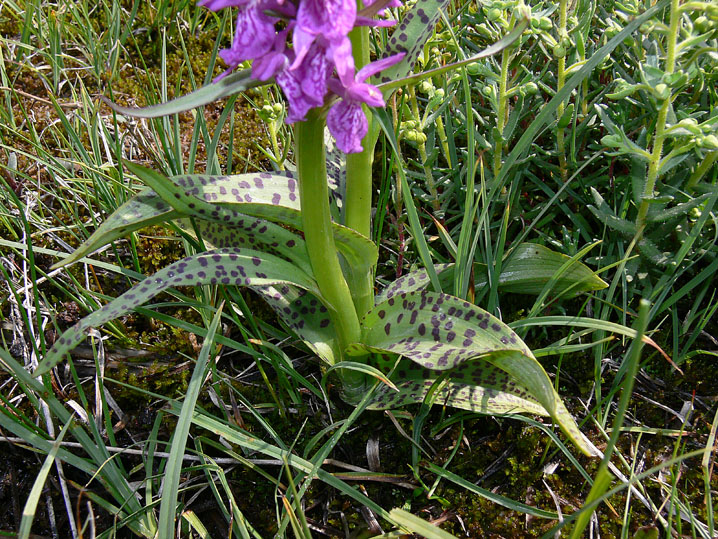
[295,113,361,363]
[556,0,568,182]
[344,21,377,319]
[493,46,511,180]
[634,0,680,237]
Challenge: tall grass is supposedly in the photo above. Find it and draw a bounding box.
[1,0,716,536]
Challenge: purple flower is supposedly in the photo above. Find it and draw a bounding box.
[292,0,356,67]
[218,5,278,72]
[276,42,333,122]
[327,53,405,153]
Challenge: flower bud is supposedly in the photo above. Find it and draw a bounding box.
[539,16,552,30]
[434,88,445,100]
[519,82,538,97]
[418,80,434,94]
[699,134,718,149]
[694,15,712,33]
[653,83,670,100]
[404,129,427,143]
[553,44,566,58]
[639,21,654,34]
[601,134,623,148]
[487,8,502,21]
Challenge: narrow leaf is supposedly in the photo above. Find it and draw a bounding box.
[158,304,224,539]
[35,249,320,376]
[388,508,458,539]
[101,69,265,118]
[19,418,73,539]
[52,190,182,269]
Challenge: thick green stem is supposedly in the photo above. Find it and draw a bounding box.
[295,113,361,362]
[635,0,680,237]
[343,22,377,320]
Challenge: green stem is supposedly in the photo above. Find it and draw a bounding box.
[493,46,511,179]
[556,0,568,182]
[685,150,717,193]
[635,0,680,238]
[569,300,650,539]
[295,113,361,362]
[345,24,373,238]
[343,22,377,319]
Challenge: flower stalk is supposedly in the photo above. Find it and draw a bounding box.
[295,112,361,361]
[634,0,680,238]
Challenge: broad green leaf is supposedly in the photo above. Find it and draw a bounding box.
[473,243,608,296]
[376,264,453,304]
[356,290,593,455]
[252,284,339,364]
[164,171,378,272]
[376,243,605,303]
[366,355,547,416]
[101,69,264,118]
[35,248,320,376]
[125,163,312,273]
[52,189,182,269]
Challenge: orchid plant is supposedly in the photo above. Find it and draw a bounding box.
[34,0,607,455]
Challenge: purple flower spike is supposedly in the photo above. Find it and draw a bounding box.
[327,52,405,153]
[327,100,367,154]
[292,0,356,67]
[219,6,277,71]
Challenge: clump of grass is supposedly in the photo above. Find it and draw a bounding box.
[1,0,717,537]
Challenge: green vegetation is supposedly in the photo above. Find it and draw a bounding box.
[0,0,716,537]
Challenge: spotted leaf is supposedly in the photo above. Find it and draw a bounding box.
[253,285,339,364]
[358,290,531,367]
[164,171,377,272]
[100,69,264,118]
[34,248,321,377]
[375,0,451,90]
[354,290,592,455]
[51,190,182,269]
[325,130,346,222]
[376,264,453,304]
[367,356,547,416]
[125,163,312,273]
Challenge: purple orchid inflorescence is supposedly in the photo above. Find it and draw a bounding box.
[198,0,404,153]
